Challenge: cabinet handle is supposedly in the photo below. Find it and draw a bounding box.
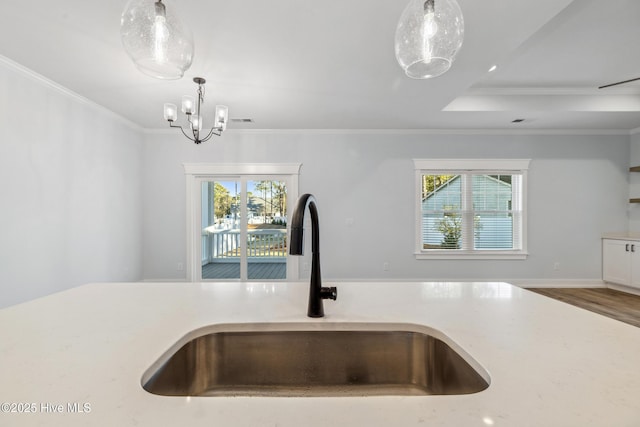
[633,244,636,253]
[626,244,630,252]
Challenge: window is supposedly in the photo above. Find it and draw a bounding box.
[184,163,301,281]
[414,159,530,259]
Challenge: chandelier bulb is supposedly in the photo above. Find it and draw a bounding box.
[154,0,166,18]
[182,96,195,114]
[163,103,177,122]
[423,0,438,39]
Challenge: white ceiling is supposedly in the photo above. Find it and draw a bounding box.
[1,0,639,132]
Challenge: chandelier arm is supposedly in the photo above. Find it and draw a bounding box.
[199,128,222,143]
[169,122,197,143]
[185,112,201,141]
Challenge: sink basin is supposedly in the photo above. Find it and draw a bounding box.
[142,323,489,397]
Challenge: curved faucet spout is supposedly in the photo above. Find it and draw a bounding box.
[289,194,319,256]
[289,194,337,318]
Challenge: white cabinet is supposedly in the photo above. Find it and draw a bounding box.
[602,238,640,289]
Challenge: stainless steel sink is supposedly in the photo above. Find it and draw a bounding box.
[142,323,489,397]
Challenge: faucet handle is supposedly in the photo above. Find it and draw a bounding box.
[321,286,338,301]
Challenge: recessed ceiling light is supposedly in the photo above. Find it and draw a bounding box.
[488,65,498,72]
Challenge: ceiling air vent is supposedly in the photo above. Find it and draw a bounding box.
[231,118,254,123]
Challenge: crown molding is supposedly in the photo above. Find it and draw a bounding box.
[0,54,142,132]
[143,127,631,136]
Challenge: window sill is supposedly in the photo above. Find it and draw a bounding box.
[414,251,528,260]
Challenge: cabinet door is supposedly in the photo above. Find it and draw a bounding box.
[630,244,640,289]
[602,239,631,285]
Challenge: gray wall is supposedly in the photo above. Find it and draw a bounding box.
[142,130,630,283]
[0,59,144,308]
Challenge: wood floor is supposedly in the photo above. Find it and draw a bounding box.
[527,288,640,328]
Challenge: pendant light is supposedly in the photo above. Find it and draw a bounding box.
[120,0,194,80]
[395,0,464,79]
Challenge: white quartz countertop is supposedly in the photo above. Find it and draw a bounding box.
[1,281,640,426]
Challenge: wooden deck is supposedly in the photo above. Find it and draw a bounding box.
[202,262,286,280]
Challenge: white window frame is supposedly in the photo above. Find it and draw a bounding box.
[414,159,530,260]
[184,163,301,281]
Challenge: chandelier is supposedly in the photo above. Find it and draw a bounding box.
[120,0,194,80]
[163,77,229,144]
[395,0,464,79]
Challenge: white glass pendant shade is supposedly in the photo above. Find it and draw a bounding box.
[215,105,228,131]
[181,95,195,114]
[163,103,177,121]
[120,0,194,80]
[395,0,464,79]
[191,115,202,132]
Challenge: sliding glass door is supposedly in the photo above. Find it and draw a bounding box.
[246,179,288,280]
[199,178,289,280]
[201,180,242,279]
[185,163,300,282]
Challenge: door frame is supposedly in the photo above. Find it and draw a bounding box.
[184,163,302,282]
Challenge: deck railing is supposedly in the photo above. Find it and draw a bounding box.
[202,229,287,264]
